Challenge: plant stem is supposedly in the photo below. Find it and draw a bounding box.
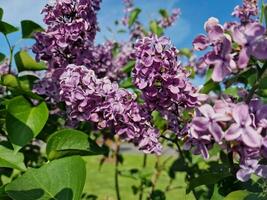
[4,34,14,73]
[160,135,198,200]
[138,154,147,200]
[114,136,121,200]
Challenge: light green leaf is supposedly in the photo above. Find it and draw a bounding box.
[1,74,19,88]
[46,129,107,160]
[21,20,44,38]
[0,21,18,35]
[0,146,26,171]
[128,8,141,27]
[14,51,47,72]
[6,96,48,150]
[6,156,86,200]
[149,20,164,36]
[223,190,250,200]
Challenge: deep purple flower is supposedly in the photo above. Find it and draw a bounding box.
[232,0,258,23]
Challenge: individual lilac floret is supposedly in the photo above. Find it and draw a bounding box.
[59,64,162,154]
[133,35,201,112]
[33,0,101,70]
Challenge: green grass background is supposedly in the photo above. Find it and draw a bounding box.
[83,154,195,200]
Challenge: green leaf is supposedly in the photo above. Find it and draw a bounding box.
[14,51,47,72]
[0,8,3,20]
[0,21,18,35]
[6,96,48,150]
[149,20,164,36]
[0,146,26,171]
[187,171,231,193]
[46,129,107,160]
[259,76,267,89]
[122,60,135,73]
[224,87,239,98]
[179,48,193,58]
[128,8,141,27]
[200,79,221,94]
[6,156,86,200]
[223,190,250,200]
[21,20,44,39]
[18,74,39,91]
[0,52,5,62]
[159,9,169,18]
[152,111,167,132]
[1,74,19,88]
[120,77,133,89]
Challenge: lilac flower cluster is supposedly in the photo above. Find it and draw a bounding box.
[59,64,162,154]
[158,8,181,28]
[185,98,267,181]
[193,0,267,82]
[232,0,258,23]
[133,35,201,112]
[33,0,101,70]
[0,59,9,76]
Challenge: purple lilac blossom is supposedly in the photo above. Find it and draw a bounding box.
[187,98,267,181]
[33,0,101,70]
[59,64,162,154]
[193,0,267,82]
[133,35,201,111]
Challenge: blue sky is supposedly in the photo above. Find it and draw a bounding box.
[0,0,257,56]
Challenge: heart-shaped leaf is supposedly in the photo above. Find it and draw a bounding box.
[46,129,107,160]
[6,156,86,200]
[0,21,18,35]
[21,20,44,39]
[0,146,26,171]
[14,51,47,72]
[6,96,48,150]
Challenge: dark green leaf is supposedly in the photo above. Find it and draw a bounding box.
[128,8,141,27]
[0,21,18,35]
[187,171,231,193]
[0,52,5,62]
[14,51,47,72]
[200,79,221,94]
[6,96,48,151]
[18,74,39,91]
[152,111,167,132]
[6,156,86,200]
[159,9,169,18]
[259,76,267,89]
[46,129,107,160]
[149,20,164,36]
[21,20,44,38]
[150,190,166,200]
[0,8,3,20]
[0,146,26,171]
